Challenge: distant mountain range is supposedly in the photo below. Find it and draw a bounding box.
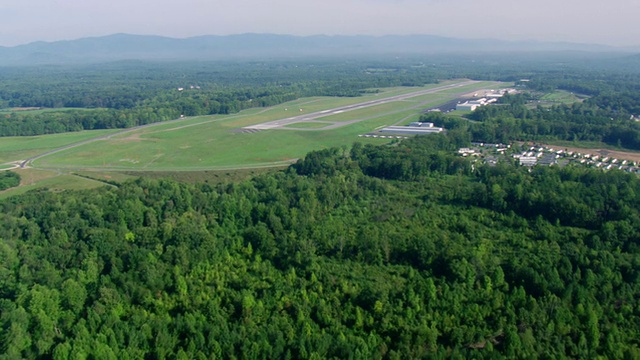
[0,33,637,66]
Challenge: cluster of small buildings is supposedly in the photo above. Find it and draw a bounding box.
[457,143,640,173]
[514,151,558,167]
[458,142,510,157]
[177,85,201,91]
[455,89,517,111]
[513,146,640,172]
[456,98,497,111]
[359,134,408,139]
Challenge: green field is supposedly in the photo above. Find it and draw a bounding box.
[0,82,504,177]
[0,129,119,163]
[29,80,505,171]
[538,90,586,105]
[0,168,109,200]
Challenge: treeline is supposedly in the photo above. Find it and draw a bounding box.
[0,88,300,136]
[1,134,639,358]
[0,171,20,191]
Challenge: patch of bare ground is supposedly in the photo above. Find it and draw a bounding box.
[114,133,150,142]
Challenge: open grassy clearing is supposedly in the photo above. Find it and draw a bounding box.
[34,112,394,170]
[0,129,119,163]
[539,90,586,104]
[35,107,429,170]
[32,81,507,171]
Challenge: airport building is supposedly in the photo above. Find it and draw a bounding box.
[456,103,481,111]
[379,126,444,136]
[456,97,498,111]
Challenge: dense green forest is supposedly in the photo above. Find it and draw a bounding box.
[1,134,639,358]
[0,171,20,191]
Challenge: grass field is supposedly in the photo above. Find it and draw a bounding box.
[0,168,109,200]
[538,90,586,105]
[0,129,119,164]
[31,80,505,171]
[0,80,508,196]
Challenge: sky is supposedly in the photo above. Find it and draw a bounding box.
[0,0,638,47]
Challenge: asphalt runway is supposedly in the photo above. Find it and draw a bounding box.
[243,80,479,131]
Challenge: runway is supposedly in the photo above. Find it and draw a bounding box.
[243,80,479,130]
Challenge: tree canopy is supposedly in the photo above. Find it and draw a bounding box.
[1,134,639,358]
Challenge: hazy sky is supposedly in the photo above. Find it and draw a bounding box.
[0,0,638,47]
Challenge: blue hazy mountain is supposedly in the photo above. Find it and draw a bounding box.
[0,33,634,66]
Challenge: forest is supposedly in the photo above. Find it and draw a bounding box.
[0,171,20,191]
[2,54,640,358]
[2,53,640,137]
[1,134,640,358]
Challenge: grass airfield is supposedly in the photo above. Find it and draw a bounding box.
[0,80,504,196]
[31,81,500,171]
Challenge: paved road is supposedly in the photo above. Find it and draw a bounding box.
[243,80,478,130]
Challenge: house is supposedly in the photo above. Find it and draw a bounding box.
[519,156,538,166]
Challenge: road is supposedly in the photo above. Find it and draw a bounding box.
[243,80,478,130]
